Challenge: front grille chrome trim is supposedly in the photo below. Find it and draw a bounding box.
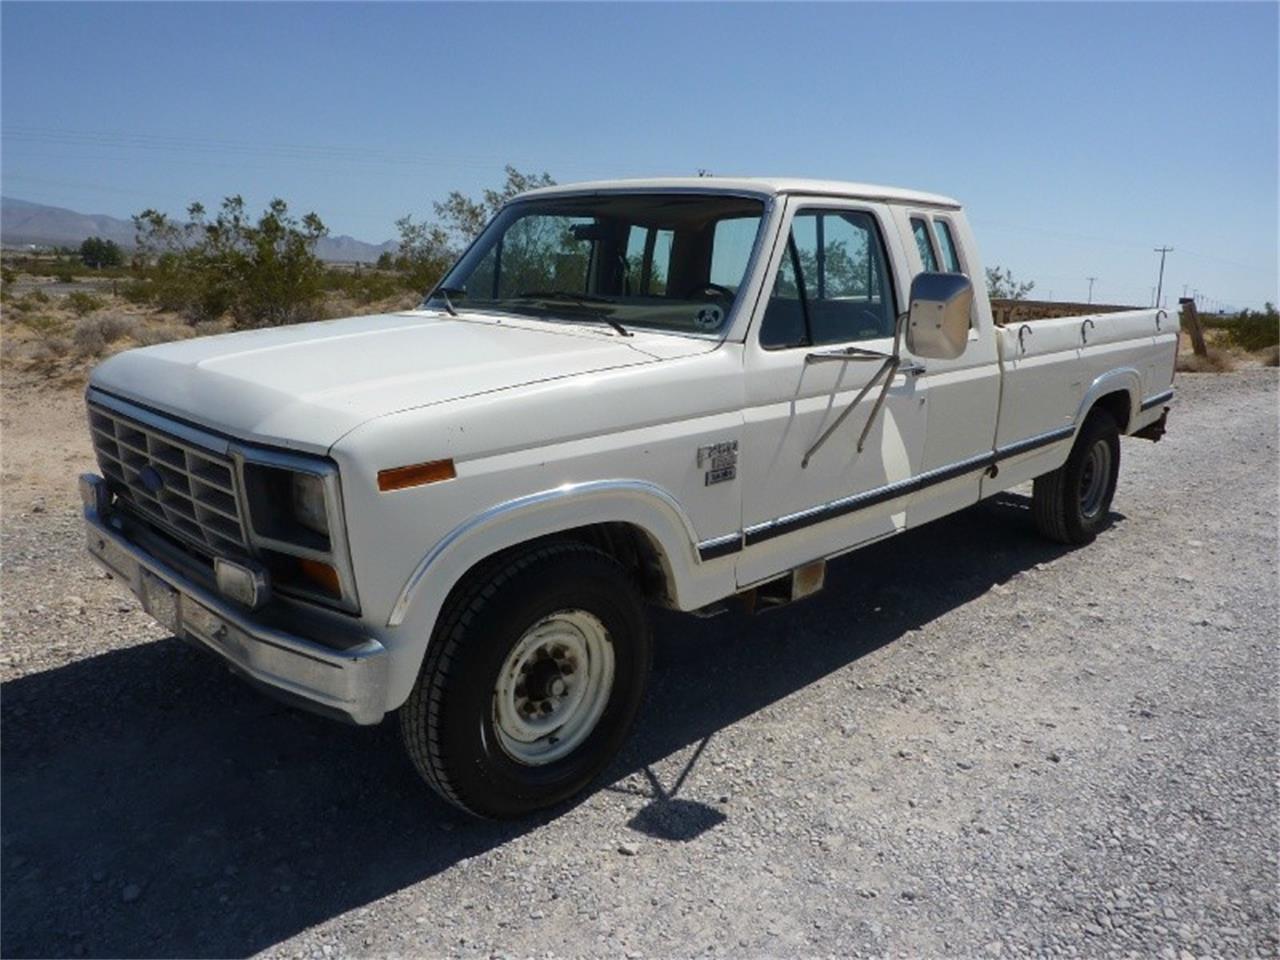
[87,402,251,558]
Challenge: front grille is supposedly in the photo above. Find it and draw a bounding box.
[88,404,250,557]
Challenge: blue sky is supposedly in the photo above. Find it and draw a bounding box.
[3,2,1276,308]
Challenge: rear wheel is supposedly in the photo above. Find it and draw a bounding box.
[399,541,651,818]
[1032,410,1121,545]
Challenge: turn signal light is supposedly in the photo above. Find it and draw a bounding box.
[377,459,456,492]
[297,558,341,597]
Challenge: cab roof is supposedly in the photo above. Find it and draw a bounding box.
[516,176,961,210]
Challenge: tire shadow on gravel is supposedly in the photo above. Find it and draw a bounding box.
[0,493,1117,958]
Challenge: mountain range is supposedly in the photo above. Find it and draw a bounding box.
[0,196,398,264]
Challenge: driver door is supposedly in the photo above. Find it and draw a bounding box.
[736,199,927,587]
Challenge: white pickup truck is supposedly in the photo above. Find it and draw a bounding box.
[81,178,1177,817]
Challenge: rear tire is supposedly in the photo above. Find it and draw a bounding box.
[399,541,651,819]
[1032,410,1121,545]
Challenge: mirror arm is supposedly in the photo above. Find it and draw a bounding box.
[801,313,910,468]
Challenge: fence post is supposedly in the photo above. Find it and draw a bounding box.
[1179,297,1208,357]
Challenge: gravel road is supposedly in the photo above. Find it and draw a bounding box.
[2,370,1276,959]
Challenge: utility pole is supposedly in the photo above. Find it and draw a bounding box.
[1153,246,1173,310]
[1087,277,1098,304]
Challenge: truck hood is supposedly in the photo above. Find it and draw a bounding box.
[89,310,694,453]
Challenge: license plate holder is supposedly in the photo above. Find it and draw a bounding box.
[141,569,181,634]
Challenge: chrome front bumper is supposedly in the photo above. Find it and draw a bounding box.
[82,475,388,725]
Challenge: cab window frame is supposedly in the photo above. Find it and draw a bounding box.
[931,216,964,274]
[909,216,941,273]
[757,204,901,352]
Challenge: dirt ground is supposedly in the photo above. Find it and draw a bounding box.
[1,367,1277,959]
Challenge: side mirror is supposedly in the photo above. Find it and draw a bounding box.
[905,273,973,359]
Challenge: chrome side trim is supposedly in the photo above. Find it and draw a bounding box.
[993,425,1075,460]
[739,426,1075,549]
[697,533,742,561]
[1140,388,1174,412]
[387,479,703,627]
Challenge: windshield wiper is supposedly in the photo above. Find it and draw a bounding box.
[514,290,631,337]
[427,285,463,317]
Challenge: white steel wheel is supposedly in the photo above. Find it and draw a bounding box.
[1078,439,1113,520]
[492,609,616,766]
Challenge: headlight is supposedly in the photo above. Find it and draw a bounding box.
[291,471,329,537]
[237,453,359,613]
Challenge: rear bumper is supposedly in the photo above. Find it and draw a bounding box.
[82,476,388,725]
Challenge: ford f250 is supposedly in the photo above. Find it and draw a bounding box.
[80,178,1177,817]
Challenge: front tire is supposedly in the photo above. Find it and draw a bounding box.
[1032,410,1122,545]
[399,541,651,818]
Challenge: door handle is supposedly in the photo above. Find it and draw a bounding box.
[898,362,927,376]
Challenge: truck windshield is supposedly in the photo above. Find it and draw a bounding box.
[429,193,766,336]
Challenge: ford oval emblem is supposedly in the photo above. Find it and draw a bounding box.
[139,465,165,495]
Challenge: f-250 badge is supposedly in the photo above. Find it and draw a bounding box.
[697,441,738,486]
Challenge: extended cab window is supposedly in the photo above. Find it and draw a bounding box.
[910,217,940,272]
[433,194,765,336]
[760,209,897,349]
[932,218,962,273]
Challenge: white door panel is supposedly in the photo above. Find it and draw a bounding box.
[736,199,927,587]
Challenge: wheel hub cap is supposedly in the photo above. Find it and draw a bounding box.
[493,610,615,766]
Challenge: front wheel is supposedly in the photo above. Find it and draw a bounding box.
[1032,411,1121,545]
[399,541,651,818]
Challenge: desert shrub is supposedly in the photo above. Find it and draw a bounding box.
[73,314,137,356]
[66,291,104,317]
[1176,348,1237,373]
[133,196,329,328]
[323,266,406,304]
[132,322,195,347]
[25,289,50,304]
[1256,344,1279,367]
[30,336,73,367]
[1,268,15,287]
[192,319,232,337]
[1201,303,1279,352]
[119,279,155,305]
[16,312,69,335]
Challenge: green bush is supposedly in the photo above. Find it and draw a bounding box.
[133,196,329,328]
[66,291,104,317]
[1202,303,1279,352]
[323,267,406,304]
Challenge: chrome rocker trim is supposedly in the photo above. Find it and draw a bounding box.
[83,483,387,725]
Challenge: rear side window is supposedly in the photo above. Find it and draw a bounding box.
[910,217,939,272]
[760,209,897,349]
[932,219,962,273]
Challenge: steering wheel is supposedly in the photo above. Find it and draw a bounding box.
[684,282,734,300]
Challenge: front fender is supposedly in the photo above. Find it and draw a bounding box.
[382,479,727,709]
